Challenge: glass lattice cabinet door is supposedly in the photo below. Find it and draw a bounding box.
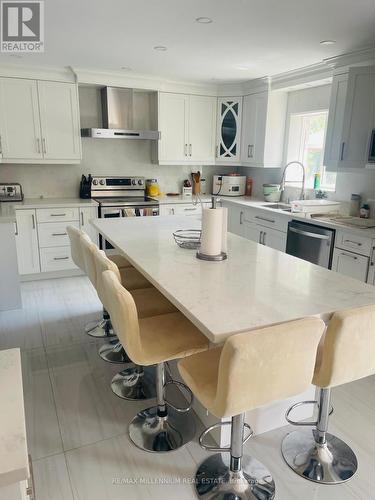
[216,97,242,163]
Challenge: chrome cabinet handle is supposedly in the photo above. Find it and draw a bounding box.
[42,138,47,154]
[262,231,266,245]
[14,221,18,235]
[81,211,84,225]
[259,231,263,244]
[50,213,66,217]
[36,138,41,154]
[184,144,188,157]
[247,145,251,158]
[341,252,358,260]
[52,232,67,236]
[340,142,345,161]
[289,226,330,240]
[344,239,362,246]
[183,207,197,211]
[32,214,36,229]
[370,247,375,266]
[54,256,69,261]
[189,144,192,157]
[255,215,275,224]
[240,211,243,225]
[0,134,2,154]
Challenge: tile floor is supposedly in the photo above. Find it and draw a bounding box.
[1,276,374,499]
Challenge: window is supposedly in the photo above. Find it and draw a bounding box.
[286,110,336,191]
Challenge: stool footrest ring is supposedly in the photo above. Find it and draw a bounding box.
[164,380,193,413]
[286,400,334,426]
[199,421,253,452]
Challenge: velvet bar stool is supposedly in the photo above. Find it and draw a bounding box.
[92,246,177,400]
[101,269,209,453]
[178,317,326,500]
[67,225,133,340]
[282,304,375,485]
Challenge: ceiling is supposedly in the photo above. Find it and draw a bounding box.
[2,0,375,83]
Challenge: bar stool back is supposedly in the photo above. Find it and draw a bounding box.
[178,317,325,500]
[66,225,89,272]
[282,304,375,485]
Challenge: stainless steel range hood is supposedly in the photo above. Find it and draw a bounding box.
[81,87,160,140]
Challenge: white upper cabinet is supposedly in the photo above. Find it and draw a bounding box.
[158,92,216,165]
[325,66,375,171]
[0,78,43,161]
[0,77,81,164]
[240,91,287,168]
[216,97,242,164]
[38,81,81,162]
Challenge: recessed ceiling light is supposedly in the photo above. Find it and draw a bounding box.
[196,17,213,24]
[154,45,167,51]
[121,66,132,71]
[320,40,336,45]
[236,66,250,71]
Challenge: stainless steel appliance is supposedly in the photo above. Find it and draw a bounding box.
[81,87,160,140]
[212,175,246,196]
[0,183,23,202]
[91,176,159,249]
[368,129,375,163]
[286,220,335,269]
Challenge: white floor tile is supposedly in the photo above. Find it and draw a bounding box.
[33,453,74,500]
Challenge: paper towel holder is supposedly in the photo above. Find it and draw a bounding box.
[196,250,227,261]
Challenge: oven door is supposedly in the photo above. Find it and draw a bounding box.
[99,207,123,249]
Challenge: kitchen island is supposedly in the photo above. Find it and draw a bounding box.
[92,215,375,438]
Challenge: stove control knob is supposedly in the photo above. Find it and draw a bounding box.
[99,179,105,185]
[132,179,136,185]
[92,179,98,185]
[138,179,143,185]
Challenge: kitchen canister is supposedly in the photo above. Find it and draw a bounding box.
[263,184,281,202]
[350,194,361,216]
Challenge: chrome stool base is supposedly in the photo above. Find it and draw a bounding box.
[195,453,275,499]
[281,429,358,484]
[111,366,156,401]
[98,340,131,364]
[129,405,196,453]
[86,319,115,338]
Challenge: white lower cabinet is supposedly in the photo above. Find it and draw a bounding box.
[40,246,76,272]
[79,206,99,244]
[15,209,40,275]
[226,203,246,237]
[332,248,369,282]
[244,222,286,251]
[159,202,210,217]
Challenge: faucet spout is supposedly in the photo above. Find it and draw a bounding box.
[280,161,306,201]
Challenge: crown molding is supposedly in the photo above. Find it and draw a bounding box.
[270,62,333,91]
[0,63,76,82]
[324,46,375,70]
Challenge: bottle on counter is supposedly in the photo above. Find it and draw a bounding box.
[349,194,361,216]
[245,177,253,197]
[313,173,321,190]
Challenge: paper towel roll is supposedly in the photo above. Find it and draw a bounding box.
[200,208,224,256]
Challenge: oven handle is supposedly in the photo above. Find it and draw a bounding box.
[289,226,330,240]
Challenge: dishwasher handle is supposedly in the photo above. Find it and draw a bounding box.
[289,226,330,240]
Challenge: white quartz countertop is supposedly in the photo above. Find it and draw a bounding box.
[220,196,375,239]
[0,348,28,487]
[155,194,213,205]
[92,216,375,344]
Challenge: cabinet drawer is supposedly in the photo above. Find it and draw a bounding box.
[335,230,372,256]
[36,207,79,223]
[248,208,289,232]
[173,204,202,216]
[332,248,369,282]
[40,246,77,272]
[38,221,78,248]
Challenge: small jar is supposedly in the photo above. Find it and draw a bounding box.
[349,194,361,216]
[146,179,160,197]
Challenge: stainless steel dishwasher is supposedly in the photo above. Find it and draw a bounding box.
[286,220,335,269]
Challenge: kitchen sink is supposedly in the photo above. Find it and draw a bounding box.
[261,203,292,212]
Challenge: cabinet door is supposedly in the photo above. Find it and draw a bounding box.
[262,227,287,252]
[226,204,245,237]
[340,66,375,169]
[158,93,189,163]
[38,81,81,161]
[244,222,262,243]
[241,92,267,166]
[188,95,216,163]
[216,97,242,163]
[332,248,369,282]
[15,210,40,275]
[79,206,98,244]
[0,78,42,161]
[324,73,348,170]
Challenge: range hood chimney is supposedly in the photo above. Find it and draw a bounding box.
[81,87,160,140]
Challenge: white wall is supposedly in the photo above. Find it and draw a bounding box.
[0,86,217,198]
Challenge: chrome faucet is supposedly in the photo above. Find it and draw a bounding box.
[280,161,306,201]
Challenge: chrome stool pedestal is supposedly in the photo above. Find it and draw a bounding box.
[86,308,116,338]
[281,388,358,484]
[195,414,275,499]
[111,365,157,401]
[129,363,195,453]
[98,340,132,364]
